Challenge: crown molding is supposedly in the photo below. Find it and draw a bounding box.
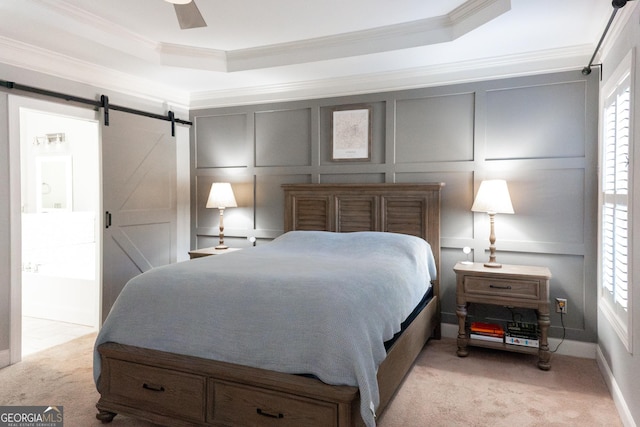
[33,0,159,62]
[224,16,456,72]
[189,45,593,109]
[34,0,154,45]
[0,36,190,110]
[158,43,227,72]
[449,0,511,38]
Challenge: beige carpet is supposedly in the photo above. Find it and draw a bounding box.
[0,333,622,426]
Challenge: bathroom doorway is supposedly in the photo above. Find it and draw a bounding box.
[15,98,100,356]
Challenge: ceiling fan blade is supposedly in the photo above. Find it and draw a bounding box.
[174,1,206,30]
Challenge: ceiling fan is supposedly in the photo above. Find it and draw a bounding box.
[165,0,207,30]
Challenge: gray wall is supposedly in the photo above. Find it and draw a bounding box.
[191,70,599,343]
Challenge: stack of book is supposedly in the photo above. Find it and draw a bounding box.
[469,321,504,343]
[505,322,539,348]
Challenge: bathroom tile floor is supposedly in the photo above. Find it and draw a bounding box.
[22,316,96,356]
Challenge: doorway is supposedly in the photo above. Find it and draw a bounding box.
[11,97,101,358]
[8,94,190,365]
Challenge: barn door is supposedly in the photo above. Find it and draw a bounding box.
[101,110,177,321]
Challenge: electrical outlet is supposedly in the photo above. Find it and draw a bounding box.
[555,298,567,314]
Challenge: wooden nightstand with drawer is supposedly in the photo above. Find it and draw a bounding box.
[454,262,552,370]
[188,247,242,259]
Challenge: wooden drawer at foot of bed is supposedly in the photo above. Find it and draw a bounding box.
[97,342,363,426]
[210,380,338,426]
[106,359,206,423]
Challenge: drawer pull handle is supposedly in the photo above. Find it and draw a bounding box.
[142,383,165,392]
[490,284,512,290]
[257,408,284,419]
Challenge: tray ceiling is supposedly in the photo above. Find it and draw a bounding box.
[0,0,616,107]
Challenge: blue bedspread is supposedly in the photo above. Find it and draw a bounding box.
[94,231,436,426]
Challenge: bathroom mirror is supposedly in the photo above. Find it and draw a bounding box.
[36,155,73,212]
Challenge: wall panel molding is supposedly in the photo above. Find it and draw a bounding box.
[190,69,598,342]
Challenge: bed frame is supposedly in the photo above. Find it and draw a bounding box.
[96,183,443,426]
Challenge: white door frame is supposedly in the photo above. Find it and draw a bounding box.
[8,95,101,364]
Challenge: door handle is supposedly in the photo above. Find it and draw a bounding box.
[105,211,112,229]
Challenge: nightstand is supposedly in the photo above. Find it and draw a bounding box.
[454,262,552,370]
[188,247,242,259]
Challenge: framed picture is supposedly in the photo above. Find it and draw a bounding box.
[331,105,372,161]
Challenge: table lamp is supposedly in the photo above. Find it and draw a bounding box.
[206,182,237,249]
[471,179,514,268]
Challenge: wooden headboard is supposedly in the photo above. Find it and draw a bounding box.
[282,183,444,285]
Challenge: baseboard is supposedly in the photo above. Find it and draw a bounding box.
[441,323,597,359]
[0,349,10,369]
[596,345,637,427]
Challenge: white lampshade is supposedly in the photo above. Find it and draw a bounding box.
[206,183,237,209]
[165,0,192,4]
[471,180,514,215]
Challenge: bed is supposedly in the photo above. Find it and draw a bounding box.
[94,183,443,427]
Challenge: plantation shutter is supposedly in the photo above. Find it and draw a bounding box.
[602,74,630,313]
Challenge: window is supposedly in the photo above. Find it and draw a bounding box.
[599,50,633,351]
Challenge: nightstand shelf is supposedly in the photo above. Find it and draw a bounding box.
[454,262,552,370]
[466,337,540,355]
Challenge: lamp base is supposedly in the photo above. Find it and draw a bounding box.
[484,261,503,268]
[215,244,229,250]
